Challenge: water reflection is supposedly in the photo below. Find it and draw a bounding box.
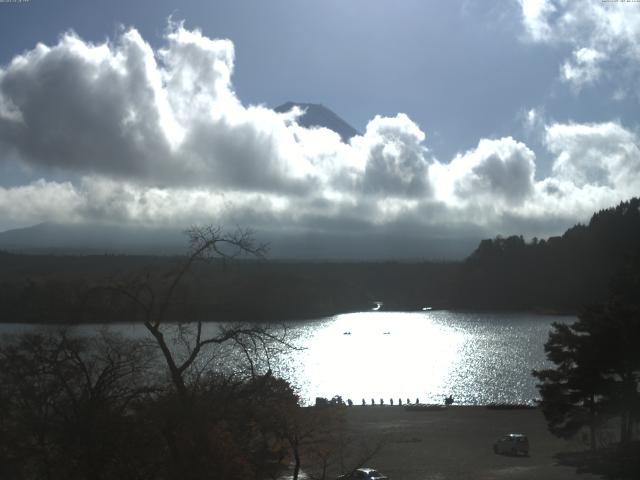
[0,311,573,406]
[278,311,572,405]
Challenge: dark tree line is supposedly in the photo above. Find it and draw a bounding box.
[455,198,640,312]
[0,253,458,324]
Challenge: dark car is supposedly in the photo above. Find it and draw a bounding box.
[337,468,389,480]
[493,433,529,456]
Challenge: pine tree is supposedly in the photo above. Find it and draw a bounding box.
[534,254,640,448]
[533,317,608,450]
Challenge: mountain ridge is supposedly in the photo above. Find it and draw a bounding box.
[0,221,478,260]
[274,101,360,142]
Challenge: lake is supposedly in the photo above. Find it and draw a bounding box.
[0,310,573,406]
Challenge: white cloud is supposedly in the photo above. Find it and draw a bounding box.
[356,114,431,198]
[0,23,637,255]
[561,47,605,89]
[545,121,640,193]
[0,23,437,200]
[518,0,557,41]
[521,107,547,140]
[431,137,536,207]
[517,0,640,90]
[0,180,84,225]
[0,24,316,192]
[525,108,538,129]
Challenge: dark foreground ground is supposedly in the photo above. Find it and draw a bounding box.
[286,406,605,480]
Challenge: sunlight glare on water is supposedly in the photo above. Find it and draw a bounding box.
[291,312,465,406]
[277,311,572,406]
[0,311,572,406]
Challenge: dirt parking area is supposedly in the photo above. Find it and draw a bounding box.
[339,406,601,480]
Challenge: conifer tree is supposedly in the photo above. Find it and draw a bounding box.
[534,254,640,448]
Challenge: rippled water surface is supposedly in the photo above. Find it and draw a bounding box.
[1,311,573,405]
[276,311,573,405]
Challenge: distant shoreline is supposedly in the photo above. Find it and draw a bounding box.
[0,307,577,326]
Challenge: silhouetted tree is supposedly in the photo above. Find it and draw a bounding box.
[533,318,609,450]
[534,254,640,448]
[83,226,302,479]
[288,405,386,480]
[590,256,640,445]
[0,330,159,480]
[92,226,274,400]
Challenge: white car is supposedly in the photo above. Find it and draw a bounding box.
[493,433,529,456]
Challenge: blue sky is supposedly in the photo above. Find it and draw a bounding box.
[0,1,572,165]
[0,0,639,257]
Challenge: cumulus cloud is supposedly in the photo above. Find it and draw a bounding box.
[516,0,640,91]
[357,114,431,198]
[0,22,637,257]
[0,29,175,181]
[545,121,640,193]
[503,120,640,232]
[427,120,639,238]
[0,23,437,196]
[0,24,435,222]
[0,24,316,192]
[433,137,535,208]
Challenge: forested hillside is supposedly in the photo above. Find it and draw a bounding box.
[0,254,458,323]
[454,198,640,312]
[1,198,639,323]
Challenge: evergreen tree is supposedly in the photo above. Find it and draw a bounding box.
[533,317,608,450]
[534,254,640,448]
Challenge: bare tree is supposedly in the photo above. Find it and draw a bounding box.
[86,226,291,400]
[273,404,387,480]
[82,226,303,479]
[0,330,158,480]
